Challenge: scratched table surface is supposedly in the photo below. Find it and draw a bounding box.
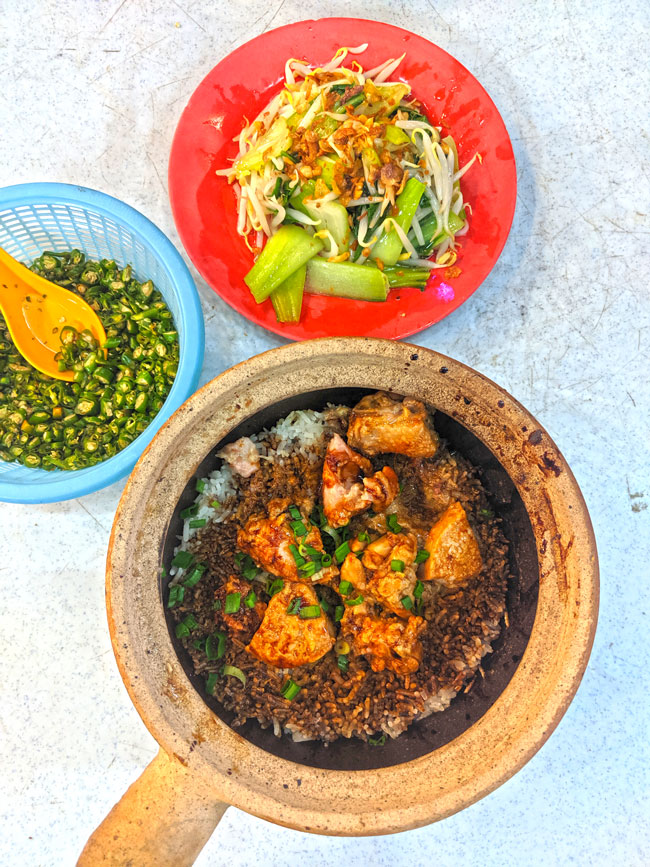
[1,1,648,864]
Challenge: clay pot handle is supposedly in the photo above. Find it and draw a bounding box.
[77,748,228,866]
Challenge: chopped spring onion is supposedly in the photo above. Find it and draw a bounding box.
[189,518,207,529]
[480,508,495,518]
[334,605,344,622]
[175,614,198,638]
[210,499,221,509]
[335,541,351,564]
[172,550,194,569]
[244,590,257,608]
[289,544,306,567]
[320,552,333,567]
[319,597,331,613]
[222,664,246,686]
[183,563,206,588]
[414,580,424,599]
[299,561,319,578]
[368,733,386,746]
[281,678,301,700]
[337,654,349,673]
[206,631,226,660]
[287,596,304,616]
[205,672,219,695]
[180,505,198,519]
[299,605,322,619]
[224,593,241,614]
[339,579,353,596]
[345,594,364,607]
[196,479,206,493]
[415,549,430,564]
[167,584,185,608]
[268,578,284,597]
[401,596,413,610]
[288,505,301,520]
[386,514,402,534]
[212,598,222,610]
[391,559,405,572]
[291,519,308,537]
[358,530,371,543]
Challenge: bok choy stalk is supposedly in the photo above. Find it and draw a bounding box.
[371,178,426,266]
[244,225,323,303]
[270,264,306,323]
[305,259,389,301]
[411,210,466,258]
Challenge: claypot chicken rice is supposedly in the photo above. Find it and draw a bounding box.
[167,393,509,744]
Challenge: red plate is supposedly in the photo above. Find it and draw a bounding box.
[169,18,516,340]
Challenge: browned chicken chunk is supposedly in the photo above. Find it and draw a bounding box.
[423,501,483,586]
[216,575,266,642]
[322,434,399,528]
[347,392,439,458]
[237,498,337,583]
[362,532,418,618]
[342,608,425,675]
[247,582,335,668]
[216,436,260,478]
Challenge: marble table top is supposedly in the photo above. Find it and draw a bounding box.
[1,1,648,864]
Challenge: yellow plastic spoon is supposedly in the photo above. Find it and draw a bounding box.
[0,246,106,382]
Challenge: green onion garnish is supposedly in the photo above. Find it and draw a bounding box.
[268,578,284,597]
[299,561,319,578]
[414,580,424,599]
[288,505,301,520]
[289,544,306,567]
[224,592,241,614]
[401,596,413,610]
[244,590,257,608]
[210,499,221,509]
[196,479,206,493]
[335,541,350,563]
[212,598,222,610]
[368,733,386,746]
[391,559,405,572]
[319,597,330,613]
[206,630,226,660]
[334,605,344,622]
[321,552,333,567]
[339,580,353,596]
[303,544,321,559]
[337,654,349,672]
[286,596,304,616]
[480,508,495,517]
[222,664,246,686]
[415,549,430,564]
[167,584,185,608]
[345,594,364,607]
[358,530,371,543]
[205,672,219,694]
[183,564,206,588]
[281,678,301,700]
[193,638,205,651]
[299,605,321,619]
[180,505,198,519]
[172,550,193,569]
[386,514,402,533]
[175,613,198,638]
[189,518,207,529]
[291,519,308,537]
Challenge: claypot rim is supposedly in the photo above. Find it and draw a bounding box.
[106,337,598,835]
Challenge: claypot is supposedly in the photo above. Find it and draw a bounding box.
[79,338,598,866]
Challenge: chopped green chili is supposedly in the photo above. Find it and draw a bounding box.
[0,250,178,471]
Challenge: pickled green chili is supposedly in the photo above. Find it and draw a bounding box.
[0,249,179,471]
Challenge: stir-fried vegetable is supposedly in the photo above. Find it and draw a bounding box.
[0,250,179,471]
[218,44,479,323]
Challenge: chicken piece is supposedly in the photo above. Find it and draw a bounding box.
[339,551,369,593]
[247,581,334,668]
[322,434,399,528]
[347,392,439,458]
[423,501,483,586]
[417,461,454,514]
[343,609,425,676]
[361,532,418,618]
[237,500,338,584]
[216,575,266,642]
[216,436,260,478]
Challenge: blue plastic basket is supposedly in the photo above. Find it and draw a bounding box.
[0,183,204,504]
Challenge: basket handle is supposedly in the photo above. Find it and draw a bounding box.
[77,748,229,866]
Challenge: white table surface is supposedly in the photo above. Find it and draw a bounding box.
[1,1,648,864]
